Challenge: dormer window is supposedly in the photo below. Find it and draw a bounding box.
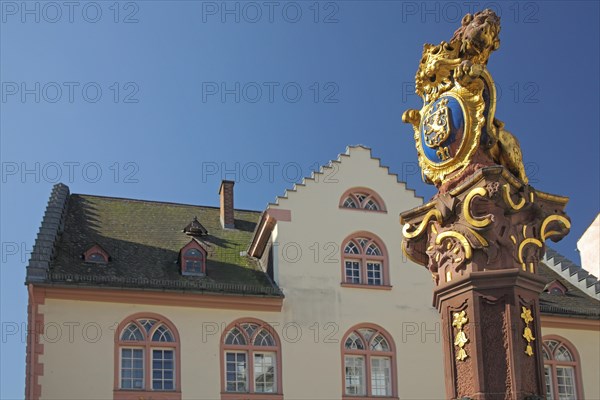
[339,188,386,212]
[545,280,568,296]
[83,244,109,264]
[180,241,207,276]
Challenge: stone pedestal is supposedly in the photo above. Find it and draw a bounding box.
[434,269,546,400]
[401,166,570,400]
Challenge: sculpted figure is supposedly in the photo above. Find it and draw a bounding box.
[402,9,528,188]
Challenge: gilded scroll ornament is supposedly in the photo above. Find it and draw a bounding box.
[502,183,526,210]
[518,238,543,272]
[462,187,492,228]
[435,231,472,260]
[402,208,443,239]
[520,306,535,356]
[540,215,571,241]
[452,311,469,361]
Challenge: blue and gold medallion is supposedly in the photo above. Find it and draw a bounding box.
[421,97,464,164]
[412,88,484,185]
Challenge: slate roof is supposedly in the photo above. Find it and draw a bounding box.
[544,247,600,298]
[26,184,282,297]
[538,262,600,319]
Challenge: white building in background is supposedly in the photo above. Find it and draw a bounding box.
[578,214,600,280]
[25,146,600,400]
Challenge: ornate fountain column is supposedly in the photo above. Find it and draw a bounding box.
[400,10,570,400]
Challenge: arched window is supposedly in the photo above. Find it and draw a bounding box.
[542,336,583,400]
[342,324,397,399]
[341,232,390,287]
[114,313,180,399]
[339,188,386,212]
[221,318,282,398]
[180,240,206,276]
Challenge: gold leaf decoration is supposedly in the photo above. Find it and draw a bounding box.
[520,306,536,356]
[452,310,469,361]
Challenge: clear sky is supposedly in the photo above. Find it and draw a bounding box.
[1,1,598,398]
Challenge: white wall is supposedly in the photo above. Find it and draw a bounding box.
[577,213,600,279]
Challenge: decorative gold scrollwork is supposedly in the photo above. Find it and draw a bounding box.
[540,215,571,241]
[502,184,526,210]
[452,310,469,361]
[436,231,473,260]
[518,238,543,272]
[402,209,443,239]
[462,187,492,228]
[465,227,489,247]
[520,306,535,356]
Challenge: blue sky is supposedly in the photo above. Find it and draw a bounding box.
[1,1,599,398]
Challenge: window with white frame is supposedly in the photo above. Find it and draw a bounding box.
[344,355,366,395]
[120,348,144,389]
[342,325,396,398]
[225,351,248,392]
[152,349,175,390]
[342,236,387,286]
[543,337,582,400]
[116,315,179,393]
[222,320,282,396]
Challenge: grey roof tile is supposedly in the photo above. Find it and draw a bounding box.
[538,262,600,319]
[544,248,600,298]
[26,183,70,282]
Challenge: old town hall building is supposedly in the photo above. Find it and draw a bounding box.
[25,146,600,399]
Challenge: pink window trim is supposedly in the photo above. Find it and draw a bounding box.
[341,323,399,400]
[83,244,110,263]
[339,187,387,213]
[113,312,181,400]
[340,283,392,290]
[180,240,207,275]
[220,318,283,398]
[340,231,390,287]
[542,335,584,400]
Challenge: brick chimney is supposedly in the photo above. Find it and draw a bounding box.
[219,180,235,229]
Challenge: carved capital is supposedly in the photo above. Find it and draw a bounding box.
[401,166,570,286]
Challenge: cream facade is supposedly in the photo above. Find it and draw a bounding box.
[27,146,600,400]
[263,146,444,399]
[540,324,600,400]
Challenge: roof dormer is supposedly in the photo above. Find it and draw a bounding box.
[183,216,208,236]
[544,280,568,296]
[180,240,207,277]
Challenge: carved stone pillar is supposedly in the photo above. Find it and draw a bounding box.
[399,9,572,399]
[401,166,570,399]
